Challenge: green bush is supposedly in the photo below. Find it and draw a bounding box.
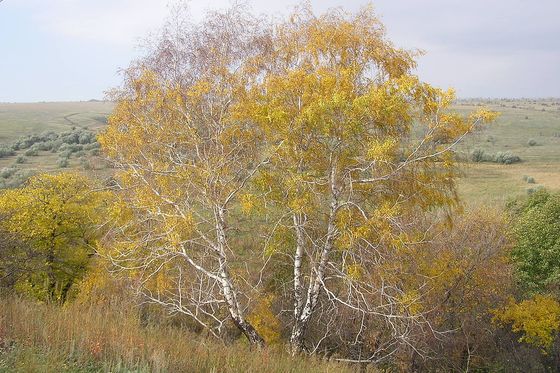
[494,151,521,164]
[57,159,69,168]
[0,167,18,179]
[78,131,96,144]
[527,176,536,184]
[58,150,72,159]
[83,142,100,151]
[471,149,521,164]
[15,156,26,164]
[0,146,15,158]
[24,148,38,157]
[34,141,53,151]
[510,189,560,293]
[0,169,34,189]
[527,139,537,146]
[471,148,490,162]
[59,143,83,153]
[527,186,545,195]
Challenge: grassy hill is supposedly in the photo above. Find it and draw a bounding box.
[0,101,114,186]
[455,99,560,203]
[0,99,557,204]
[0,101,113,142]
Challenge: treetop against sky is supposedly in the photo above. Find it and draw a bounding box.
[0,0,559,102]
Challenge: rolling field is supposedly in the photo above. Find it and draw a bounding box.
[455,99,560,203]
[0,101,113,142]
[0,99,557,204]
[0,101,114,183]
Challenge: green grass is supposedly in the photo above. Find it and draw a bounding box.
[455,99,560,203]
[0,102,114,183]
[0,102,113,143]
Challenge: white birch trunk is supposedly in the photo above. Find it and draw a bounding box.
[290,162,340,354]
[215,206,265,347]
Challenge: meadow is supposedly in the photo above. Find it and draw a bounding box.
[0,99,558,202]
[455,98,560,202]
[0,101,112,142]
[0,101,114,186]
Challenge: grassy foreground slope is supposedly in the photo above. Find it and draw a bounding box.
[0,299,353,373]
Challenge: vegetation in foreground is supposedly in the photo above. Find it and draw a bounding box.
[0,298,352,373]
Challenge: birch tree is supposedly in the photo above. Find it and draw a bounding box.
[99,6,270,346]
[239,5,497,355]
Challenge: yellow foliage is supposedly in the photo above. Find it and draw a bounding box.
[247,294,281,344]
[494,295,560,351]
[0,172,110,302]
[346,264,363,280]
[398,290,423,316]
[367,137,398,161]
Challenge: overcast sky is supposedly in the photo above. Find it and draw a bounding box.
[1,0,559,102]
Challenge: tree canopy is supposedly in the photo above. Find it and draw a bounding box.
[0,172,108,303]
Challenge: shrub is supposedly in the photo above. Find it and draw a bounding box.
[40,131,58,141]
[78,132,96,144]
[15,156,26,164]
[470,149,521,164]
[83,142,100,151]
[494,151,521,164]
[34,141,53,151]
[526,176,536,184]
[0,167,18,179]
[0,146,15,158]
[510,189,560,291]
[471,148,487,162]
[57,159,69,168]
[494,295,560,351]
[58,150,72,159]
[59,143,82,153]
[24,148,38,157]
[60,132,79,145]
[527,139,537,146]
[527,186,545,195]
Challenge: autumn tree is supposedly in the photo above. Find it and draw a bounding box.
[492,190,560,364]
[0,173,108,303]
[99,5,270,346]
[239,4,497,355]
[509,189,560,294]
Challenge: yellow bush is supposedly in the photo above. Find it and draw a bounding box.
[247,294,281,344]
[494,295,560,351]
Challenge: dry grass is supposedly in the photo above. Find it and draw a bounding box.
[0,298,355,373]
